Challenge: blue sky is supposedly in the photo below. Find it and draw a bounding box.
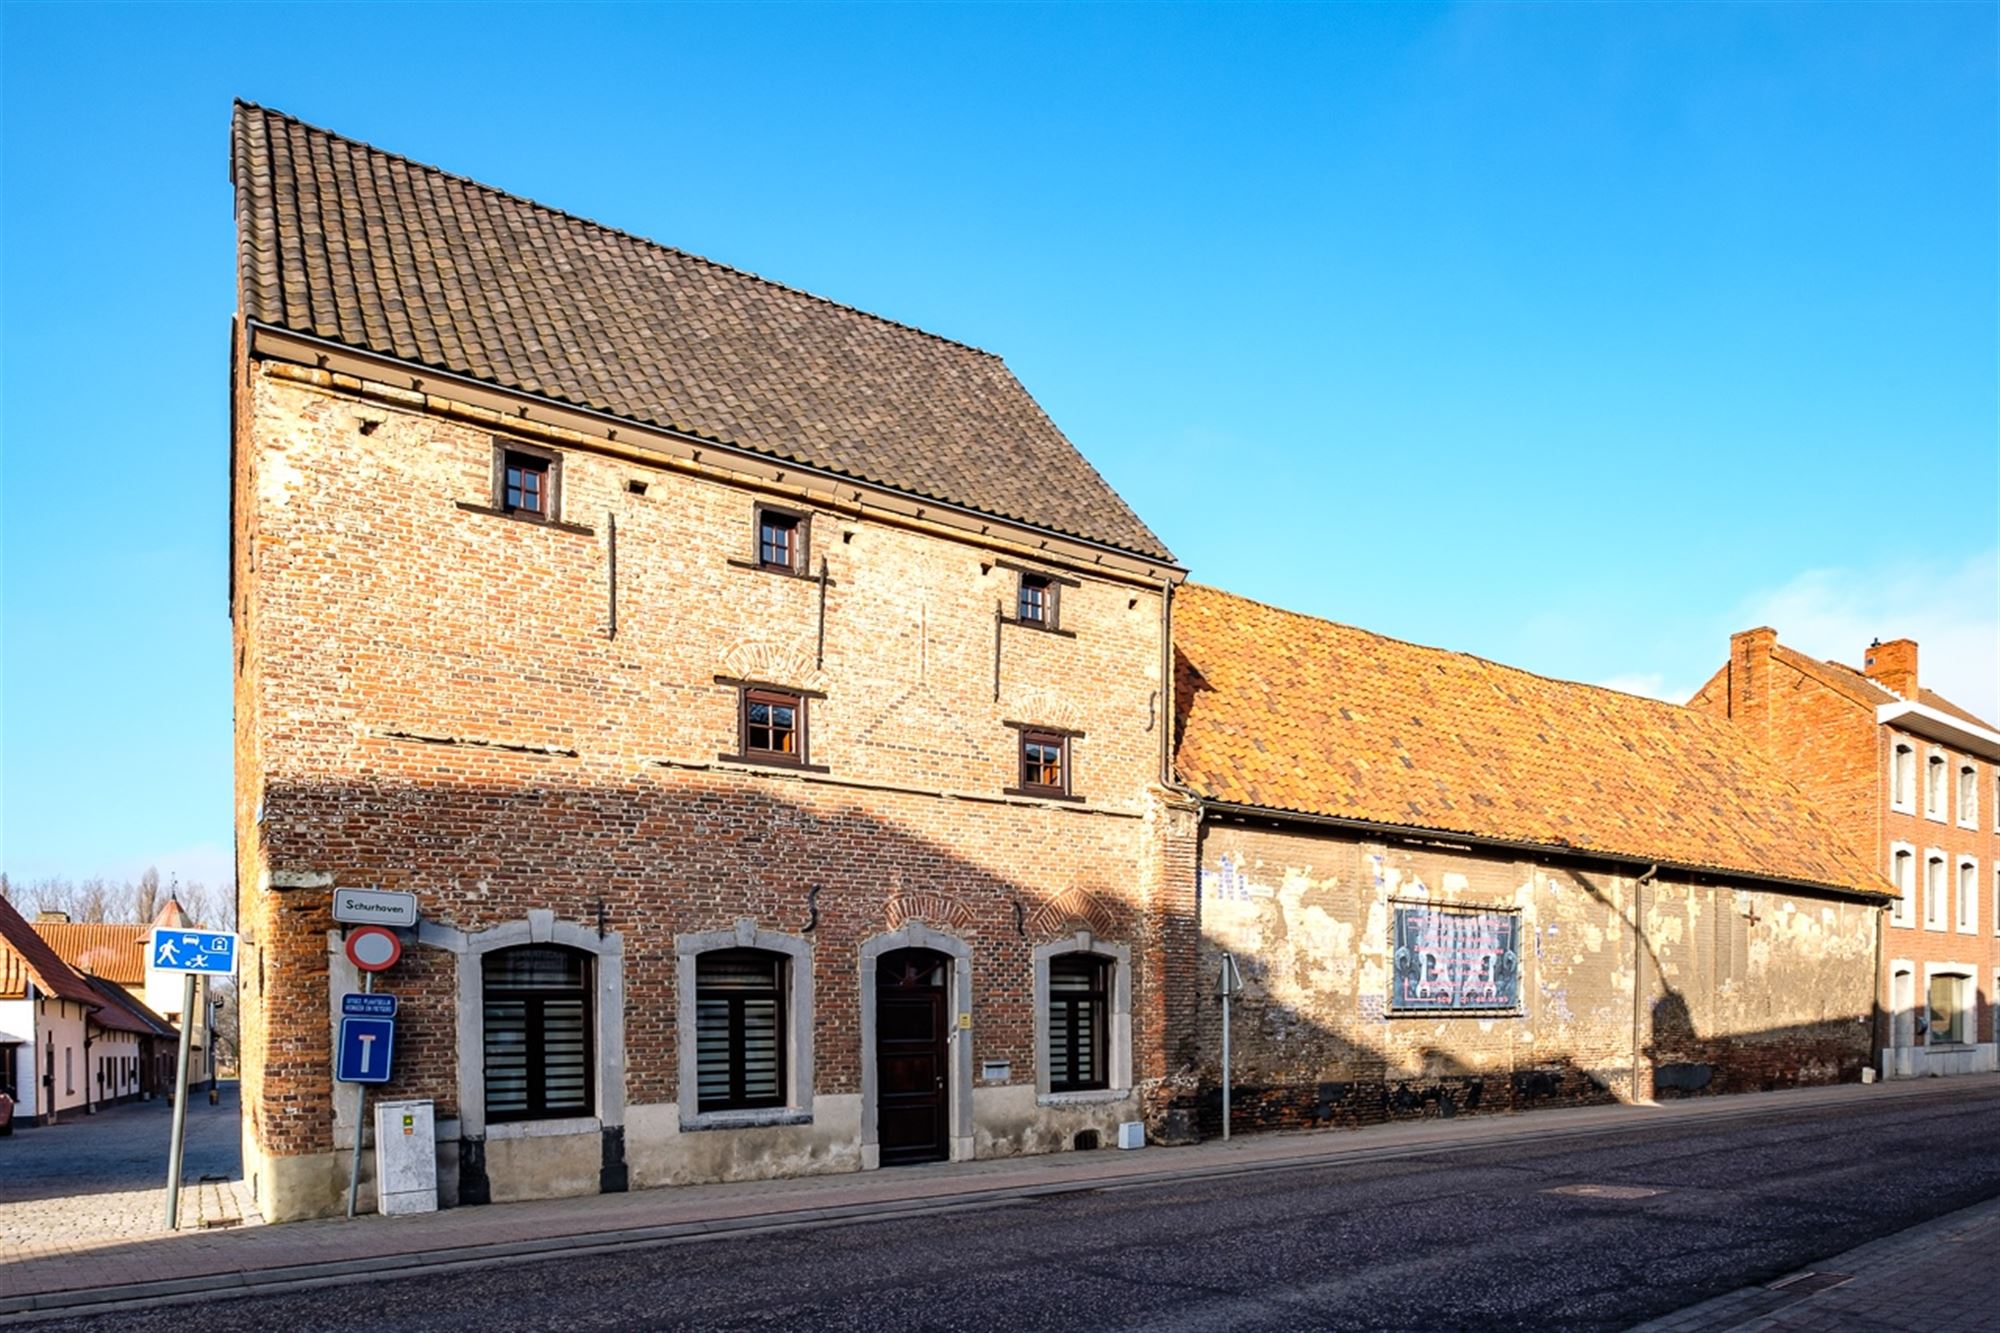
[2,3,1994,888]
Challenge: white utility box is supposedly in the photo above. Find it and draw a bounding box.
[1117,1121,1144,1150]
[373,1098,438,1215]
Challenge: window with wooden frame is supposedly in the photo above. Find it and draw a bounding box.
[1019,729,1068,796]
[482,946,593,1123]
[1047,953,1110,1093]
[694,949,787,1113]
[492,440,561,521]
[756,507,803,573]
[1016,573,1055,628]
[741,688,806,764]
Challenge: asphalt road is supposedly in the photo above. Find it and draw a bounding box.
[44,1081,2000,1332]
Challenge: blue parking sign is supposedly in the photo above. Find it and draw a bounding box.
[336,1016,395,1084]
[151,928,238,976]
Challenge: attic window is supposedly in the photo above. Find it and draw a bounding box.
[1017,574,1054,627]
[757,508,802,573]
[492,440,561,521]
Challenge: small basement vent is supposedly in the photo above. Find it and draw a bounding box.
[1072,1130,1101,1151]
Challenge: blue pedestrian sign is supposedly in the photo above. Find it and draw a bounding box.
[341,992,398,1018]
[150,928,238,976]
[336,1017,395,1084]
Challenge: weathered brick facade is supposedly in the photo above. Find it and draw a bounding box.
[232,362,1180,1218]
[1176,821,1877,1136]
[1689,630,2000,1076]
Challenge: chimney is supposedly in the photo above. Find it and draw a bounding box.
[34,910,71,924]
[1864,638,1918,699]
[1728,626,1780,746]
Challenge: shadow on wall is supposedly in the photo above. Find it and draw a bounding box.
[242,760,1160,1160]
[1172,840,1878,1142]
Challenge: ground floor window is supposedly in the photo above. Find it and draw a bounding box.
[1928,972,1971,1046]
[695,949,786,1112]
[1048,954,1110,1092]
[483,946,593,1122]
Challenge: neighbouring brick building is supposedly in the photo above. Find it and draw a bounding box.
[1689,631,2000,1078]
[230,105,1186,1221]
[1160,587,1893,1133]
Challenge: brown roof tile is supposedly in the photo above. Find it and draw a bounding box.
[230,103,1173,563]
[1174,585,1889,898]
[32,922,149,986]
[83,975,178,1039]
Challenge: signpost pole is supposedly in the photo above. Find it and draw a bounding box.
[346,970,373,1220]
[1220,953,1234,1143]
[163,972,197,1229]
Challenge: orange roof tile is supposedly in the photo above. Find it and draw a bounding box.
[1173,585,1890,898]
[0,897,103,1005]
[32,922,149,986]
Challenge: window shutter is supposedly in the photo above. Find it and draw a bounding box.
[695,950,787,1111]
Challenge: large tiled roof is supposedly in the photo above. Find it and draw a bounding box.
[0,897,103,1005]
[1173,585,1889,897]
[230,103,1173,563]
[32,922,148,986]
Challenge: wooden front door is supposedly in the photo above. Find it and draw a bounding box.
[875,948,949,1166]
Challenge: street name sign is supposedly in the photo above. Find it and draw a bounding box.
[150,929,238,976]
[332,888,419,929]
[342,992,399,1018]
[336,1016,395,1084]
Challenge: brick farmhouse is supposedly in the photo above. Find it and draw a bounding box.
[228,105,1897,1221]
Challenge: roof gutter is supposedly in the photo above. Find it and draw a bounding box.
[1875,700,2000,762]
[246,322,1188,586]
[1197,799,1894,905]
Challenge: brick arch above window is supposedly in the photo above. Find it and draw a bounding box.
[1026,886,1116,940]
[717,637,828,695]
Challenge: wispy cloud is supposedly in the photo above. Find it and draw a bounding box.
[1737,550,1998,722]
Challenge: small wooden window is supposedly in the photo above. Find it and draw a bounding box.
[1048,954,1109,1093]
[695,950,787,1112]
[743,689,805,763]
[1017,574,1053,626]
[1020,730,1067,795]
[758,510,801,572]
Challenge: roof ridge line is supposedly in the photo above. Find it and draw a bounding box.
[233,98,1006,363]
[1187,583,1698,712]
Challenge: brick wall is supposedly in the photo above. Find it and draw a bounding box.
[1179,821,1878,1135]
[1689,636,1999,1054]
[233,360,1171,1210]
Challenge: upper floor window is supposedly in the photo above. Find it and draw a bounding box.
[1891,742,1916,811]
[492,440,562,521]
[483,946,592,1123]
[1047,953,1110,1093]
[1890,845,1915,927]
[1925,751,1948,820]
[1019,730,1068,797]
[694,949,787,1113]
[741,688,805,764]
[1017,573,1054,628]
[757,508,802,572]
[1958,764,1978,827]
[1925,853,1949,931]
[1958,858,1980,935]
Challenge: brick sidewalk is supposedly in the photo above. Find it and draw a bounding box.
[1633,1191,2000,1332]
[2,1075,1994,1319]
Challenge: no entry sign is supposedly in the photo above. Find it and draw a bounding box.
[344,925,402,973]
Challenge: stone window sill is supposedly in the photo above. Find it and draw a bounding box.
[681,1108,814,1132]
[1037,1089,1132,1108]
[487,1115,602,1141]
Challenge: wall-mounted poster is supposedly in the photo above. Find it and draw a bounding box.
[1390,904,1522,1012]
